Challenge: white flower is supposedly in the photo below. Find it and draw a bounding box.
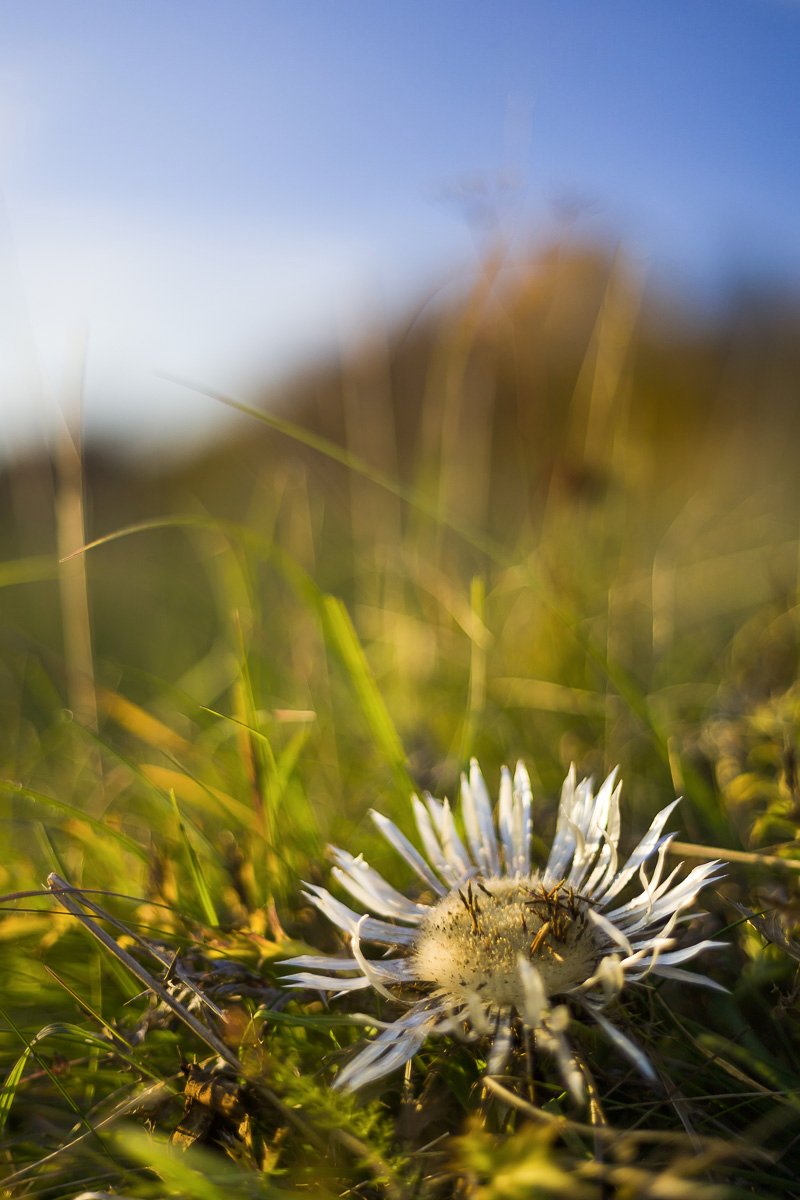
[284,761,725,1098]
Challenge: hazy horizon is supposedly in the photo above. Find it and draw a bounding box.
[2,0,799,459]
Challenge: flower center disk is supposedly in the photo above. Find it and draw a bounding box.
[413,877,600,1009]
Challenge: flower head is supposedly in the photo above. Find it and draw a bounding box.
[284,762,724,1098]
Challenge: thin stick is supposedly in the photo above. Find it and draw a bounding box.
[54,338,98,734]
[46,875,236,1065]
[482,1077,771,1159]
[45,877,223,1018]
[42,875,401,1194]
[668,841,800,871]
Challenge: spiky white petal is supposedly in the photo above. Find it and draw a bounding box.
[301,883,418,944]
[334,1009,437,1091]
[589,1008,658,1082]
[497,767,516,875]
[411,795,458,886]
[425,794,472,877]
[283,971,373,993]
[461,759,501,876]
[330,854,428,922]
[511,761,533,876]
[370,811,447,896]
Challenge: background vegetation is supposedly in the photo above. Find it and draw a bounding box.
[1,242,800,1197]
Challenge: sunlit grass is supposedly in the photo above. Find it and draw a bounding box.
[1,245,799,1197]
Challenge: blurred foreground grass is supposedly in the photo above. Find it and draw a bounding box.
[1,244,800,1197]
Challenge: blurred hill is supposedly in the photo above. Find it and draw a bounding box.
[2,241,800,791]
[151,244,800,531]
[4,243,800,558]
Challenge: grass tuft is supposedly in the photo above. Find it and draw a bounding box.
[2,245,800,1196]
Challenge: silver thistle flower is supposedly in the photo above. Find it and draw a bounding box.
[284,762,725,1098]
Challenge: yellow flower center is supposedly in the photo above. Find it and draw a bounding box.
[413,877,601,1009]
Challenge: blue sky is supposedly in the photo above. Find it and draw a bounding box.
[1,0,799,455]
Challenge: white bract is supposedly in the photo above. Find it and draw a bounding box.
[284,762,725,1097]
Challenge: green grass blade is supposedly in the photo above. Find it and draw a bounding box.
[43,964,134,1053]
[168,790,219,927]
[0,1044,33,1135]
[321,595,412,793]
[162,374,509,566]
[1,782,149,861]
[112,1126,284,1199]
[0,555,59,588]
[0,1005,114,1155]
